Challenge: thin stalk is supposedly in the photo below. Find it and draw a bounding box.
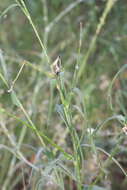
[0,107,73,160]
[2,124,27,189]
[82,143,127,178]
[47,80,54,126]
[77,0,117,80]
[17,100,46,147]
[8,61,25,92]
[0,49,8,81]
[42,0,49,47]
[0,121,38,171]
[56,74,83,190]
[87,135,125,189]
[16,0,50,64]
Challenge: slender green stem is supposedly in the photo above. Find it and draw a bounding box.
[56,73,83,189]
[77,0,117,80]
[16,0,50,64]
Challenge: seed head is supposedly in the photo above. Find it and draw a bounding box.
[51,56,61,76]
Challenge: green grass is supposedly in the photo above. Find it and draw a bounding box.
[0,0,127,190]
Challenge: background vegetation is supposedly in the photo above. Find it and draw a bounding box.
[0,0,127,190]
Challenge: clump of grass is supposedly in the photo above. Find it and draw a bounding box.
[1,0,127,190]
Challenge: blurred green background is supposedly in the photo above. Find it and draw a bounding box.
[0,0,127,190]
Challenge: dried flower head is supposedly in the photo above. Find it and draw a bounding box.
[51,56,61,76]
